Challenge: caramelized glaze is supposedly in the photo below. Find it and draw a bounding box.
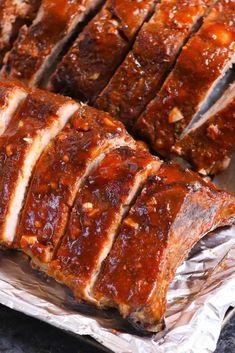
[0,89,72,245]
[135,0,235,157]
[4,0,100,85]
[52,0,157,101]
[96,0,214,129]
[18,106,132,264]
[173,89,235,175]
[0,0,40,65]
[49,146,159,300]
[94,162,235,329]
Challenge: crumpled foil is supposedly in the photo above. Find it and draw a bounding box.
[0,156,235,353]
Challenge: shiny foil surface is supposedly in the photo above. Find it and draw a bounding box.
[0,156,235,353]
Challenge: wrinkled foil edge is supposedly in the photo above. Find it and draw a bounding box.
[0,156,234,353]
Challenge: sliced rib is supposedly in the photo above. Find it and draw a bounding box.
[0,0,40,65]
[172,82,235,175]
[2,0,105,87]
[50,0,157,102]
[48,147,160,302]
[135,0,235,157]
[0,80,28,135]
[93,161,235,332]
[0,90,78,247]
[18,106,134,270]
[96,0,216,129]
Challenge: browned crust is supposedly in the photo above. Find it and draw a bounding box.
[0,79,26,110]
[2,0,103,86]
[94,162,235,331]
[172,87,235,175]
[18,106,133,265]
[48,146,160,300]
[51,0,157,102]
[0,0,41,65]
[135,0,235,157]
[96,0,215,129]
[0,89,73,245]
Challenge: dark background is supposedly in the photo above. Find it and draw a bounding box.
[0,304,234,353]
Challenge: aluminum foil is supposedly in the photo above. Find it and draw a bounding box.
[0,156,235,353]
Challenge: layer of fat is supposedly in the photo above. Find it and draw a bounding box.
[2,101,78,244]
[0,87,27,135]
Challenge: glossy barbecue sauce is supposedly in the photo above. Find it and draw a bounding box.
[52,0,157,101]
[96,0,215,129]
[48,146,159,300]
[135,0,235,157]
[4,0,97,85]
[94,162,235,327]
[18,106,131,265]
[173,89,235,175]
[0,89,72,245]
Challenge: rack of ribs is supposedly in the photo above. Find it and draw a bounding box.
[48,146,160,301]
[0,89,77,247]
[93,162,235,331]
[96,0,216,129]
[172,82,235,175]
[50,0,157,102]
[1,0,105,87]
[135,0,235,157]
[17,106,135,270]
[0,80,232,332]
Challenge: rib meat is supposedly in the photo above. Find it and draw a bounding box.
[50,0,157,102]
[172,82,235,175]
[135,0,235,157]
[96,0,216,129]
[48,147,160,301]
[0,80,27,135]
[2,0,104,87]
[0,90,78,247]
[94,161,235,332]
[0,0,40,65]
[18,106,134,270]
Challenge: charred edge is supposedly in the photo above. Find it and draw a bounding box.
[146,0,220,120]
[40,0,107,88]
[0,1,41,67]
[91,0,159,105]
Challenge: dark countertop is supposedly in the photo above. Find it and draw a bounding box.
[0,304,234,353]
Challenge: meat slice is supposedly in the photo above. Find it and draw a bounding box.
[0,90,78,247]
[2,0,105,87]
[135,0,235,157]
[96,0,216,129]
[172,82,235,175]
[50,0,157,102]
[93,162,235,332]
[0,0,40,65]
[0,80,27,135]
[18,106,134,270]
[48,147,160,302]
